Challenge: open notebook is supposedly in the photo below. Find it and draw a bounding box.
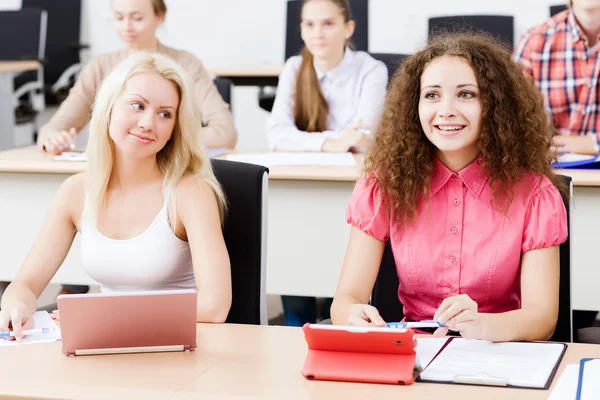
[419,337,567,389]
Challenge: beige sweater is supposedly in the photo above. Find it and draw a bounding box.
[38,43,237,149]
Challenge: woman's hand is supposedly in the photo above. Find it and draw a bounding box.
[552,135,598,155]
[346,304,387,327]
[433,294,483,340]
[41,128,77,155]
[0,307,34,342]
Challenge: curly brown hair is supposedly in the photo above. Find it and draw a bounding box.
[365,33,568,227]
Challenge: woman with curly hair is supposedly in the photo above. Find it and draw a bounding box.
[330,33,569,342]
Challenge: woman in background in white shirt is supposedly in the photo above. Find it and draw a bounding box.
[268,0,387,326]
[267,0,388,153]
[0,52,232,340]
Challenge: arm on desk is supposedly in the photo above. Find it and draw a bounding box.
[435,246,561,342]
[331,227,387,327]
[175,176,232,323]
[0,174,82,338]
[38,59,99,153]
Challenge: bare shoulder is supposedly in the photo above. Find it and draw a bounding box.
[56,172,86,217]
[176,175,219,205]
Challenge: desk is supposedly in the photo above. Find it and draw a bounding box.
[209,65,282,87]
[0,61,41,151]
[0,147,599,311]
[0,323,599,399]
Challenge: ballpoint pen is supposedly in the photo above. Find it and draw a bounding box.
[386,320,446,329]
[358,128,372,136]
[0,328,55,338]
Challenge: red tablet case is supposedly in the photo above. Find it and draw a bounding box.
[301,323,417,385]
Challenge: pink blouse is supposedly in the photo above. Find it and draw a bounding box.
[346,157,568,321]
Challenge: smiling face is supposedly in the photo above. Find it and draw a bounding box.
[108,71,179,160]
[418,55,483,167]
[112,0,163,49]
[300,0,354,61]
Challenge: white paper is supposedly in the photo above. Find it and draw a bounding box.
[419,338,564,388]
[416,337,448,369]
[53,151,87,162]
[226,152,356,167]
[556,153,599,163]
[548,364,579,400]
[580,359,600,400]
[0,311,61,346]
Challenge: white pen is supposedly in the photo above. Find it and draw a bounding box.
[0,328,55,338]
[358,128,372,136]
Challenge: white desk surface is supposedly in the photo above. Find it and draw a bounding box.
[1,146,599,186]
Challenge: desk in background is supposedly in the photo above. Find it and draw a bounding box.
[0,61,40,151]
[208,64,282,87]
[1,323,599,399]
[0,147,599,312]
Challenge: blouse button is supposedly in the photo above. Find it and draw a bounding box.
[450,285,456,291]
[450,256,456,262]
[453,199,460,206]
[451,227,458,234]
[453,175,460,181]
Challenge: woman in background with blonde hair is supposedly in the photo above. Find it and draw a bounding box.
[38,0,237,154]
[0,52,232,340]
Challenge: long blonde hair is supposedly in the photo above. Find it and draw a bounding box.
[84,51,226,228]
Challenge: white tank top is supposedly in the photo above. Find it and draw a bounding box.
[80,201,196,293]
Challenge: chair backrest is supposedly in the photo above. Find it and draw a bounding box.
[371,175,573,342]
[0,9,47,61]
[369,53,410,84]
[211,159,268,325]
[22,0,83,87]
[285,0,369,60]
[428,15,514,51]
[553,174,572,342]
[550,4,568,17]
[370,241,403,323]
[213,78,233,113]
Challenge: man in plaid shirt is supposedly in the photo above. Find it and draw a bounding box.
[514,0,600,154]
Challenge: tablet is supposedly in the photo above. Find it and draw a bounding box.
[301,323,418,385]
[57,289,197,356]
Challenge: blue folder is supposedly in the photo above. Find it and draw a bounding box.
[575,358,600,400]
[552,155,600,169]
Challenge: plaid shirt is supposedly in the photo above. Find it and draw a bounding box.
[514,10,600,138]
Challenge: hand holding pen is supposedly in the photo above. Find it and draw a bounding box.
[0,306,35,342]
[0,328,55,338]
[433,294,482,339]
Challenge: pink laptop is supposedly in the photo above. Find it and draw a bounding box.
[57,289,197,356]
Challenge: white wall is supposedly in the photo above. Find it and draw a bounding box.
[8,0,568,148]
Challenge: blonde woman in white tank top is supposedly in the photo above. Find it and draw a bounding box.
[0,53,232,340]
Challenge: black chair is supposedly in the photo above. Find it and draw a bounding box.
[369,53,410,84]
[428,15,514,51]
[258,0,369,112]
[213,77,233,113]
[371,175,573,342]
[211,159,269,325]
[22,0,88,105]
[550,4,568,17]
[0,8,47,144]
